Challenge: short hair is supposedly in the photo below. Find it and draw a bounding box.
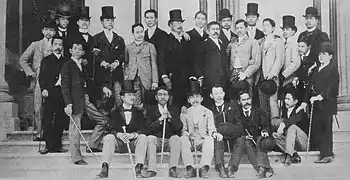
[211,84,225,93]
[52,35,63,45]
[235,19,248,28]
[69,40,85,51]
[207,21,221,30]
[285,90,299,101]
[238,90,250,99]
[194,11,207,20]
[297,36,312,46]
[144,9,158,18]
[263,18,276,27]
[156,85,170,94]
[131,23,144,33]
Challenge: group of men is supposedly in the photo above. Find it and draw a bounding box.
[19,2,339,179]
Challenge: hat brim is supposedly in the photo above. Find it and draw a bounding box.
[168,19,185,23]
[303,14,320,18]
[78,16,92,20]
[56,14,71,18]
[100,16,116,20]
[219,15,233,21]
[245,13,260,17]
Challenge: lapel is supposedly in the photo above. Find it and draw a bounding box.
[236,35,249,46]
[208,38,221,51]
[220,30,229,43]
[262,38,273,54]
[110,32,120,49]
[119,107,127,125]
[38,39,45,56]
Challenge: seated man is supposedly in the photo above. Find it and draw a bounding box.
[96,80,148,179]
[145,86,183,178]
[232,90,274,179]
[180,82,222,178]
[273,89,307,166]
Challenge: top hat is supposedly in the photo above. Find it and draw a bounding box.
[120,80,136,95]
[303,7,320,18]
[281,15,296,29]
[187,79,202,96]
[100,6,116,20]
[55,4,72,18]
[245,3,259,17]
[219,9,233,21]
[260,136,277,152]
[319,41,334,55]
[78,6,91,19]
[168,9,185,24]
[260,79,278,96]
[42,19,57,29]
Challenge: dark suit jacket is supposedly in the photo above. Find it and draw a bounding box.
[235,106,273,138]
[39,53,66,101]
[281,106,309,134]
[219,29,238,50]
[56,28,73,58]
[92,31,126,86]
[145,27,168,76]
[108,106,147,136]
[254,28,265,41]
[187,28,208,78]
[296,54,315,83]
[211,100,240,128]
[146,105,183,139]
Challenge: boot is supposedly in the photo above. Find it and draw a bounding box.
[135,163,143,178]
[284,154,292,166]
[199,165,209,178]
[96,162,109,179]
[217,164,228,178]
[227,165,236,178]
[292,152,301,163]
[169,166,179,178]
[256,167,266,179]
[184,165,196,178]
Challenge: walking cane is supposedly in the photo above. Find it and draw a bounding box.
[306,103,314,160]
[160,114,167,164]
[222,112,231,154]
[245,129,256,145]
[37,98,45,153]
[122,126,137,178]
[68,114,99,163]
[334,115,340,129]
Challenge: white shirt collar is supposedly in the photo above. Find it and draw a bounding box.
[148,25,157,32]
[287,106,295,118]
[307,26,317,32]
[238,34,248,43]
[104,29,113,34]
[53,52,61,59]
[195,26,204,36]
[79,29,89,34]
[71,56,81,64]
[158,104,168,113]
[123,103,133,110]
[58,27,67,32]
[286,35,297,43]
[214,101,224,107]
[209,36,220,49]
[242,106,252,112]
[171,31,183,41]
[305,50,310,57]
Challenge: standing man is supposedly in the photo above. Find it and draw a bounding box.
[55,5,71,57]
[218,9,238,50]
[19,19,56,141]
[245,3,265,44]
[124,23,158,107]
[92,6,126,108]
[145,86,183,178]
[38,36,67,154]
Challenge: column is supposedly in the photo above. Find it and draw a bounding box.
[150,0,158,12]
[199,0,208,14]
[313,0,322,29]
[135,0,141,23]
[216,0,222,21]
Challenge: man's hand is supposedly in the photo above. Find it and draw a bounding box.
[292,77,299,87]
[238,72,247,81]
[212,132,223,141]
[277,122,285,135]
[92,48,101,56]
[64,104,73,117]
[163,77,172,89]
[266,73,275,80]
[261,130,269,137]
[151,83,158,90]
[296,102,307,113]
[28,72,37,79]
[310,96,319,104]
[245,134,254,140]
[103,87,112,98]
[42,89,48,97]
[159,112,168,122]
[101,61,110,69]
[109,61,120,72]
[198,77,204,87]
[117,133,130,143]
[308,62,317,75]
[182,32,191,41]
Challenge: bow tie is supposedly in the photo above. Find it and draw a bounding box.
[123,109,132,112]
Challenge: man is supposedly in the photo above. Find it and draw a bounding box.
[233,90,274,179]
[257,18,285,127]
[19,19,56,141]
[245,3,265,44]
[195,21,229,107]
[273,90,308,166]
[92,6,126,107]
[163,9,190,107]
[218,9,238,50]
[297,42,339,163]
[61,40,109,165]
[227,19,261,97]
[55,5,71,57]
[281,15,301,89]
[96,81,148,178]
[298,7,329,65]
[180,82,221,178]
[145,86,183,178]
[38,36,67,154]
[125,23,158,107]
[210,84,240,178]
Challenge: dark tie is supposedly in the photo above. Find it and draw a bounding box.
[216,105,224,113]
[244,110,249,117]
[60,31,66,39]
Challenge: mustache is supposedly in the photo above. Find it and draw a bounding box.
[213,32,219,36]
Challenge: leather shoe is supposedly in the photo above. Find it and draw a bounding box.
[256,167,266,179]
[96,162,109,178]
[281,153,287,164]
[169,166,179,178]
[55,148,68,153]
[265,168,274,178]
[184,165,196,178]
[141,170,157,178]
[284,154,292,166]
[134,163,143,178]
[39,148,52,155]
[227,166,237,178]
[86,147,102,153]
[199,165,209,178]
[217,164,228,178]
[314,156,334,164]
[292,152,301,163]
[74,159,88,165]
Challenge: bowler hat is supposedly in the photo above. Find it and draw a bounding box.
[218,123,244,140]
[42,19,57,29]
[100,6,116,20]
[120,80,136,95]
[260,79,278,96]
[187,79,202,96]
[78,6,91,20]
[303,7,320,18]
[281,15,296,29]
[55,3,71,18]
[168,9,185,25]
[245,3,259,17]
[219,9,233,21]
[230,80,249,100]
[319,41,334,55]
[260,136,276,152]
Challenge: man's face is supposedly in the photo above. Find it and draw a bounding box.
[210,87,225,103]
[298,42,311,55]
[122,93,135,105]
[208,24,220,39]
[236,22,247,37]
[170,21,183,33]
[304,16,318,29]
[262,21,274,35]
[133,26,144,42]
[188,94,203,107]
[69,44,84,59]
[195,13,206,29]
[144,12,157,28]
[102,19,114,30]
[246,15,259,26]
[238,93,252,109]
[42,28,56,39]
[155,89,169,106]
[220,17,232,30]
[52,39,63,54]
[283,27,294,39]
[57,17,69,29]
[318,52,332,65]
[284,93,298,109]
[77,18,90,29]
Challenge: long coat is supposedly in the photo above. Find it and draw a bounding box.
[281,35,301,86]
[187,28,208,78]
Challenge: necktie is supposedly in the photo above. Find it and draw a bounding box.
[244,110,249,117]
[60,31,66,39]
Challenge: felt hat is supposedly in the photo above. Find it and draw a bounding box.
[219,9,233,21]
[260,79,278,96]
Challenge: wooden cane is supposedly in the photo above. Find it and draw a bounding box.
[160,114,167,164]
[122,126,137,178]
[222,112,231,155]
[306,103,314,160]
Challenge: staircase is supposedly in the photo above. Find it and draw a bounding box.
[1,111,350,180]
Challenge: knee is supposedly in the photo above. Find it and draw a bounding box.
[147,135,158,144]
[103,134,116,143]
[137,134,148,142]
[170,135,181,143]
[180,135,191,146]
[286,125,297,134]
